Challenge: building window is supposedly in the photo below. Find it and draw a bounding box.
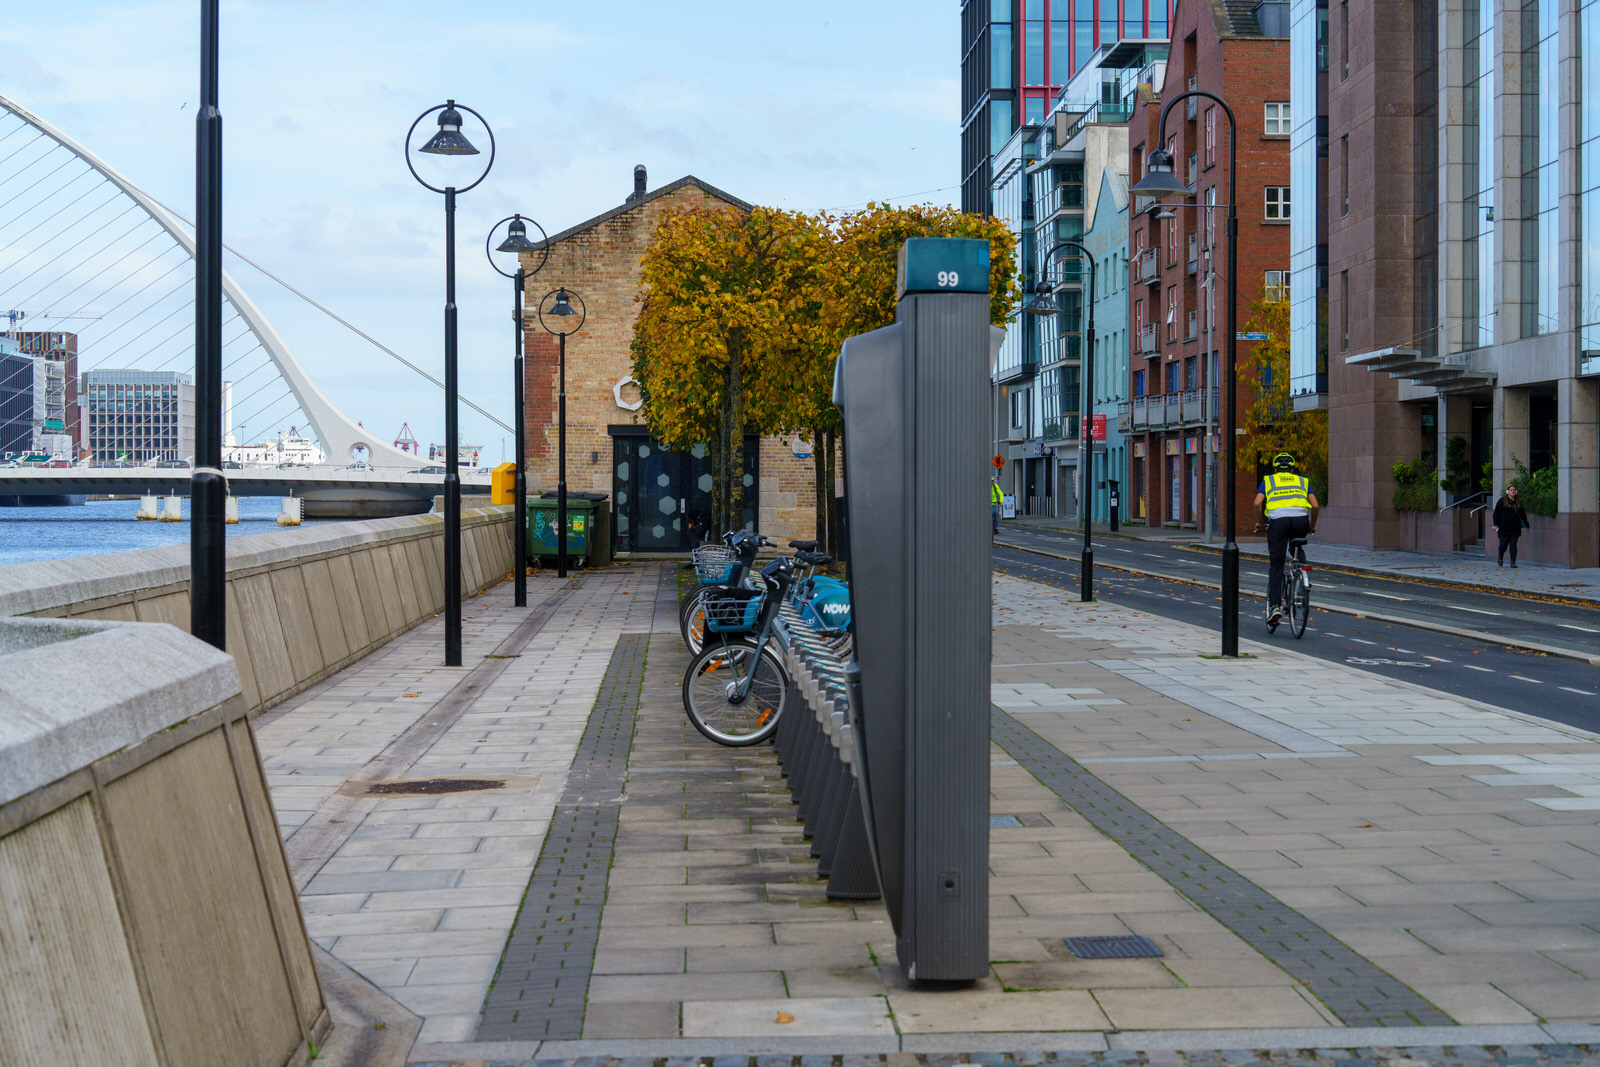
[1340,0,1349,80]
[1265,186,1291,220]
[1340,270,1349,351]
[1166,286,1177,341]
[1265,270,1290,302]
[1133,369,1146,397]
[1204,106,1217,165]
[1264,102,1290,136]
[1340,135,1349,216]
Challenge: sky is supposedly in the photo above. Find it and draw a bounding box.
[0,1,961,463]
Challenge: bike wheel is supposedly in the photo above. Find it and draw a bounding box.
[1289,571,1310,638]
[682,640,789,746]
[680,586,712,654]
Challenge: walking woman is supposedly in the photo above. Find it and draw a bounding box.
[1492,484,1529,568]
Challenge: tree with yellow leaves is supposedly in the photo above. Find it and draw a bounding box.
[633,205,826,535]
[794,204,1020,548]
[633,200,1020,546]
[1236,294,1329,497]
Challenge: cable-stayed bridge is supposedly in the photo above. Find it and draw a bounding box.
[0,93,499,515]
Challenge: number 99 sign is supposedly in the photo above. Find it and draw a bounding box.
[936,270,960,287]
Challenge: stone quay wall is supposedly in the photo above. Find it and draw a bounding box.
[0,504,515,714]
[0,617,327,1067]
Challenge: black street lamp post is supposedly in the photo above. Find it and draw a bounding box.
[191,0,226,649]
[1024,240,1096,602]
[486,215,549,608]
[537,288,585,579]
[1131,89,1240,657]
[406,100,495,666]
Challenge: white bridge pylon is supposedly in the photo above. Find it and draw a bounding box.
[0,92,417,470]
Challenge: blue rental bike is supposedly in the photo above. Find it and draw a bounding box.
[681,552,800,746]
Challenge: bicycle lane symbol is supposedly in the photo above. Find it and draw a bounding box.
[1346,656,1431,668]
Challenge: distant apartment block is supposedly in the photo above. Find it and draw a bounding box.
[82,370,195,464]
[0,329,78,454]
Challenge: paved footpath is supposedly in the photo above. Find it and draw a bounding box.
[254,562,1600,1067]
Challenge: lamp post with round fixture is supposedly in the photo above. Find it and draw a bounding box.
[191,0,226,649]
[537,288,585,579]
[1023,240,1096,602]
[486,215,549,608]
[1131,89,1240,657]
[406,99,494,666]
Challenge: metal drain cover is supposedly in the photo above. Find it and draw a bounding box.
[1064,934,1164,959]
[366,778,504,796]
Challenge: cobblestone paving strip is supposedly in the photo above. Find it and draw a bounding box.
[989,708,1452,1029]
[476,628,650,1040]
[412,1046,1600,1066]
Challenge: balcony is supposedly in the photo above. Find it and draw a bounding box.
[1116,401,1131,431]
[1131,396,1151,428]
[1138,322,1158,356]
[1185,310,1199,341]
[1062,100,1136,145]
[1136,247,1158,285]
[1163,393,1182,424]
[1186,155,1199,193]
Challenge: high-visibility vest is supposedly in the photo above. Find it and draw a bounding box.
[1263,472,1312,515]
[991,482,1004,505]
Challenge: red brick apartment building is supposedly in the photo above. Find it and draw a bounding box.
[1125,0,1289,535]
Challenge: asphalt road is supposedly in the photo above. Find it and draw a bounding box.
[995,532,1600,737]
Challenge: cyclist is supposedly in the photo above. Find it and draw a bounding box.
[1253,452,1319,631]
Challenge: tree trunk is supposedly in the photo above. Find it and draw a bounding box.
[812,431,827,553]
[722,330,745,535]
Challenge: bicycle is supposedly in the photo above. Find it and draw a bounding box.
[681,553,798,746]
[681,532,764,655]
[1284,536,1312,638]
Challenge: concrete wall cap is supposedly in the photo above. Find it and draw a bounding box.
[0,505,512,617]
[0,617,241,806]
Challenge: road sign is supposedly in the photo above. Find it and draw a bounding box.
[993,453,1005,471]
[1090,413,1106,441]
[1236,331,1268,341]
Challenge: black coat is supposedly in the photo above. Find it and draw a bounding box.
[1492,495,1527,533]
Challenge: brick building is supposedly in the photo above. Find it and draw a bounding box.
[516,168,821,553]
[1125,0,1290,534]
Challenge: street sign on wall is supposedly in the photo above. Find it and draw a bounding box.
[1090,413,1106,440]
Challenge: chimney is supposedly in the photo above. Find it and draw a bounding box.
[628,164,647,202]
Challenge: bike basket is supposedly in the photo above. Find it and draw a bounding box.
[692,545,740,584]
[704,589,764,633]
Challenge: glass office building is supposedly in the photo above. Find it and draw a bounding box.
[961,0,1172,215]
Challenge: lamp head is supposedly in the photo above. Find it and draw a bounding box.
[419,101,480,156]
[1129,147,1187,197]
[495,216,542,253]
[1022,281,1060,317]
[1153,207,1177,221]
[549,288,579,317]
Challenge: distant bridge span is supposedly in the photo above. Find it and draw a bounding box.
[0,92,456,473]
[0,468,493,518]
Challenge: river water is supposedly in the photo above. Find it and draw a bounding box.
[0,497,332,567]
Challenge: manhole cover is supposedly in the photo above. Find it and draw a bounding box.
[366,778,504,796]
[1064,935,1164,959]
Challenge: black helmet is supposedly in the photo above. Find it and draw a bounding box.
[1272,452,1295,471]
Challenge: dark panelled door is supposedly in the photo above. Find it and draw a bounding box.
[612,435,759,552]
